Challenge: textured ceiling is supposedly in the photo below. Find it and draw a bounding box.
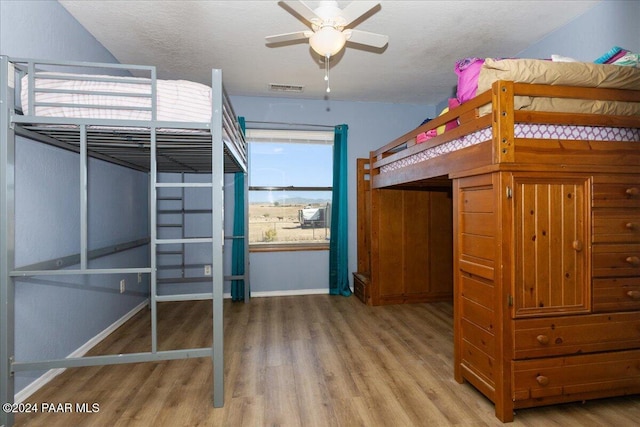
[59,0,601,105]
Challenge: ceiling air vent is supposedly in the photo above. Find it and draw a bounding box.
[269,83,304,93]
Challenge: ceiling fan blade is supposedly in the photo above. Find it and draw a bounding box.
[280,1,320,23]
[341,1,379,26]
[265,31,312,44]
[345,29,388,48]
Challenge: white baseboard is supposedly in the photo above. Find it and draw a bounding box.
[247,288,330,298]
[15,299,149,403]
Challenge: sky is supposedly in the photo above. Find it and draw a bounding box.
[248,141,333,203]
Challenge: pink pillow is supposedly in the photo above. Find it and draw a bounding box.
[455,58,485,104]
[416,129,437,144]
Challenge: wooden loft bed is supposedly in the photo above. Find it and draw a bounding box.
[0,56,248,427]
[355,63,640,422]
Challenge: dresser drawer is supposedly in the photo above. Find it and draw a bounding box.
[512,349,640,402]
[592,175,640,208]
[593,209,640,244]
[593,277,640,312]
[593,244,640,277]
[513,313,640,359]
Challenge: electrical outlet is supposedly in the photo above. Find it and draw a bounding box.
[204,265,212,276]
[138,272,142,283]
[120,279,126,293]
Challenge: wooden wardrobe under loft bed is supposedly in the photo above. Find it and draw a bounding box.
[354,158,454,306]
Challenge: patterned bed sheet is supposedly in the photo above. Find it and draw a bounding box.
[380,124,640,174]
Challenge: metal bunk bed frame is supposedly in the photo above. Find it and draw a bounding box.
[0,56,249,427]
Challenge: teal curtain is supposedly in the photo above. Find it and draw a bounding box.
[329,124,351,296]
[231,171,245,301]
[231,117,247,301]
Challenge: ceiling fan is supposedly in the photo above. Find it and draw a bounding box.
[265,1,389,93]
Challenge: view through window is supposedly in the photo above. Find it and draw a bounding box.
[247,129,333,248]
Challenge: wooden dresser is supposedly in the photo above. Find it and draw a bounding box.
[453,171,640,422]
[354,158,454,305]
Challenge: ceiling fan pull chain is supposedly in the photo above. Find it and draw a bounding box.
[325,54,331,93]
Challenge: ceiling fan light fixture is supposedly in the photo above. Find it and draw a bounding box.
[266,1,387,96]
[309,26,346,57]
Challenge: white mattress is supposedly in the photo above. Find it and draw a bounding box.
[20,73,212,123]
[381,124,640,174]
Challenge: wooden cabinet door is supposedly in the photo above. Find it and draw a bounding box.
[377,189,405,299]
[402,190,431,296]
[373,188,453,304]
[512,176,591,317]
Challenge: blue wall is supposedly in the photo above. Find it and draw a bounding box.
[0,0,118,61]
[1,0,149,393]
[516,0,639,60]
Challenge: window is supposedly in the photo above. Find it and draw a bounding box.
[247,129,333,250]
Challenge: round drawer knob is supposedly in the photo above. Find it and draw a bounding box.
[536,335,549,345]
[536,375,549,386]
[626,187,640,197]
[626,223,637,230]
[627,290,640,300]
[572,240,583,252]
[626,256,640,266]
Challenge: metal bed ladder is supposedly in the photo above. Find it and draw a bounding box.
[149,68,226,408]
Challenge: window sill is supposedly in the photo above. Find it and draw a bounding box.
[249,242,329,253]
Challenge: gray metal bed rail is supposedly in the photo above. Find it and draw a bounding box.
[0,56,249,427]
[6,57,247,173]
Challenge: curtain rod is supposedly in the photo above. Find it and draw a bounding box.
[244,120,335,130]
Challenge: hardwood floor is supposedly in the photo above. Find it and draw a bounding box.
[15,295,640,426]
